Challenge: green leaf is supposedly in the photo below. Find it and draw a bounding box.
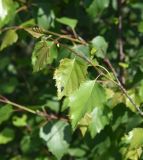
[122,128,143,149]
[0,128,15,144]
[138,21,143,33]
[86,0,110,18]
[120,128,143,160]
[32,39,58,72]
[56,17,78,29]
[24,27,44,38]
[0,104,13,124]
[91,36,108,58]
[88,106,112,138]
[20,19,36,28]
[54,58,87,99]
[12,114,27,127]
[0,30,18,51]
[73,45,90,58]
[68,148,86,157]
[69,80,106,129]
[20,135,31,154]
[79,113,92,136]
[0,0,17,28]
[0,77,18,94]
[61,97,70,111]
[40,120,71,160]
[119,62,129,69]
[37,8,55,29]
[45,97,60,113]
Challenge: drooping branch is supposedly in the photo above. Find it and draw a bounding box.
[0,95,68,121]
[58,44,143,116]
[104,58,143,116]
[0,24,142,116]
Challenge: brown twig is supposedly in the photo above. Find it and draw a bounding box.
[16,5,28,13]
[0,26,22,33]
[0,95,69,121]
[117,0,125,84]
[104,58,143,116]
[57,43,143,116]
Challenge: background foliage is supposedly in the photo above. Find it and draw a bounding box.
[0,0,143,160]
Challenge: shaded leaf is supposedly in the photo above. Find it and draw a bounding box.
[37,8,55,29]
[86,0,110,18]
[0,77,18,94]
[20,135,31,154]
[69,80,106,129]
[40,120,71,160]
[0,30,18,51]
[91,36,108,58]
[54,58,87,99]
[0,128,15,144]
[32,39,58,72]
[56,17,77,29]
[88,106,112,138]
[73,45,90,58]
[0,104,13,124]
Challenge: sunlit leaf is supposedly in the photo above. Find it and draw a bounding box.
[54,58,87,99]
[20,19,36,28]
[0,0,17,28]
[40,120,72,160]
[24,27,44,38]
[69,80,106,129]
[0,30,18,51]
[79,113,92,136]
[122,128,143,149]
[56,17,77,29]
[0,104,13,124]
[68,148,86,157]
[138,21,143,33]
[12,114,27,127]
[120,128,143,160]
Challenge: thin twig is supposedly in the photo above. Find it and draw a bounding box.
[117,0,125,84]
[104,58,143,116]
[41,29,87,45]
[118,0,125,61]
[58,43,143,116]
[0,25,86,45]
[16,5,28,13]
[59,43,113,81]
[0,26,22,33]
[0,95,69,121]
[0,96,36,114]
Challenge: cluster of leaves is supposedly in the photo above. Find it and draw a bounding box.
[0,0,143,160]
